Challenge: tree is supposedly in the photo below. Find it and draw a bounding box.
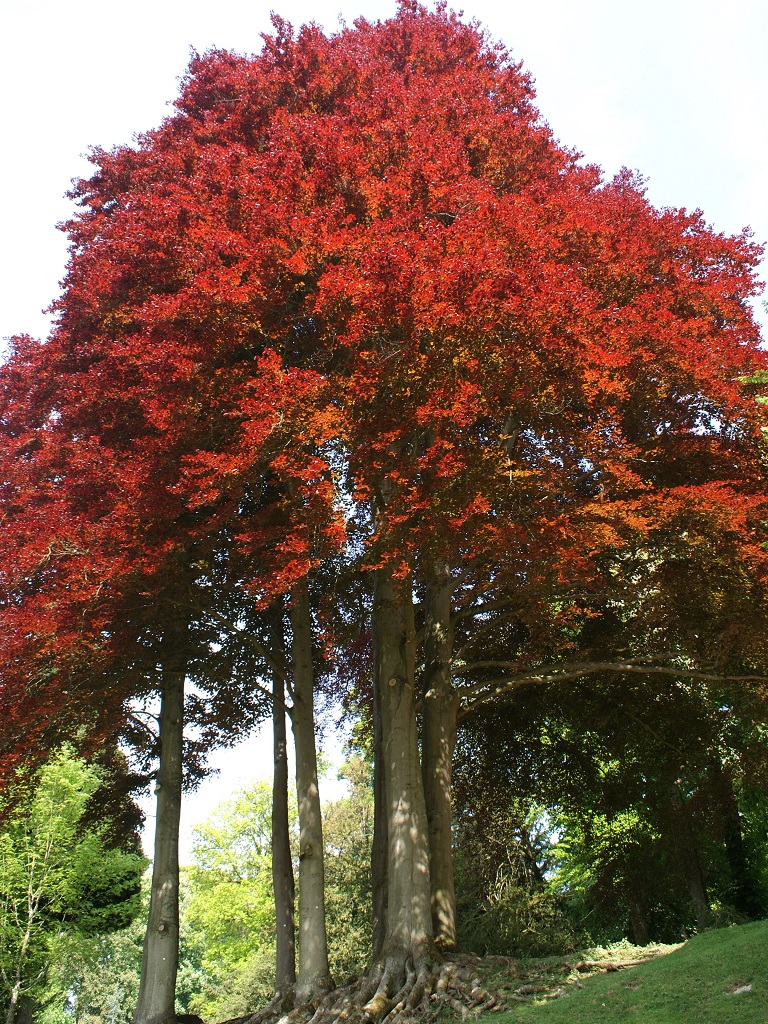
[0,748,144,1024]
[454,672,768,946]
[268,604,296,1000]
[2,1,767,1019]
[322,758,376,982]
[282,0,767,975]
[182,782,277,1020]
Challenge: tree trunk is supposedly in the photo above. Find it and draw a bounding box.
[366,567,435,1012]
[289,579,332,1002]
[668,781,711,932]
[370,670,388,964]
[272,663,296,997]
[5,908,34,1024]
[133,620,188,1024]
[15,998,32,1024]
[708,758,761,919]
[420,563,459,951]
[5,996,33,1024]
[625,879,650,946]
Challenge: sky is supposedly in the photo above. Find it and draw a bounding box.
[2,0,767,854]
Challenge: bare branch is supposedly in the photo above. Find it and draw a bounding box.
[457,659,768,721]
[124,712,159,747]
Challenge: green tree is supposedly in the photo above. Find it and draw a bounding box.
[37,872,209,1024]
[455,677,768,949]
[322,758,375,981]
[182,781,277,1020]
[42,913,145,1024]
[176,761,376,1018]
[0,749,144,1024]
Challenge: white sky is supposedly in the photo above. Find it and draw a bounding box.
[3,0,767,850]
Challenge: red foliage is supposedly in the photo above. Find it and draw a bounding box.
[2,2,767,781]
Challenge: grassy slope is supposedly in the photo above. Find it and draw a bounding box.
[494,920,767,1024]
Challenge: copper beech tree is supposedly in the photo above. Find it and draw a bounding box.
[2,4,768,1024]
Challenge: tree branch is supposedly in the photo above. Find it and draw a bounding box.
[124,712,159,748]
[456,659,768,721]
[452,596,521,623]
[453,609,526,664]
[202,607,294,714]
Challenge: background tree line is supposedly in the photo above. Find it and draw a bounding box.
[5,729,765,1024]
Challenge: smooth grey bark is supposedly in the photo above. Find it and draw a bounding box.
[272,663,296,997]
[133,621,188,1024]
[289,579,331,1002]
[420,563,459,951]
[366,567,435,1010]
[668,781,712,931]
[370,672,388,964]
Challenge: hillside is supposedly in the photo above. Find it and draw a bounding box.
[492,920,767,1024]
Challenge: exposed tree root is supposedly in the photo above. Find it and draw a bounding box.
[224,953,516,1024]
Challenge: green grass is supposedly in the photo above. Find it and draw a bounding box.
[493,920,768,1024]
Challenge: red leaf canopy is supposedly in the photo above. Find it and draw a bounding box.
[2,1,767,779]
